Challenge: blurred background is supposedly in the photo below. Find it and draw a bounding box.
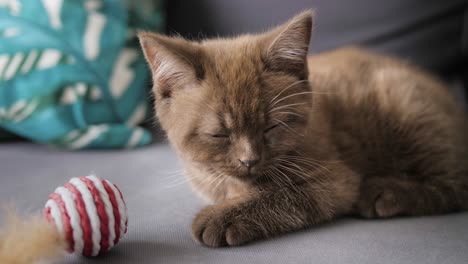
[0,0,467,148]
[168,0,466,72]
[166,0,467,100]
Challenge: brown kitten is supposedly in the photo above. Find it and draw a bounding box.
[139,11,468,247]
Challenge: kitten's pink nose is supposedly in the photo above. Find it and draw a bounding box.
[239,159,259,168]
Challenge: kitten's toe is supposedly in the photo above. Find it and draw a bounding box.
[225,222,256,246]
[374,189,400,218]
[201,220,228,247]
[357,187,382,218]
[192,205,259,247]
[191,206,228,247]
[357,179,402,218]
[191,207,210,243]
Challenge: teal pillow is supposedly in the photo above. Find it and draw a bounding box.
[0,0,164,149]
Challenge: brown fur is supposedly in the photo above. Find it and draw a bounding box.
[0,209,66,264]
[139,11,468,247]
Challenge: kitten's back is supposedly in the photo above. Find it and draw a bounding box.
[307,47,468,212]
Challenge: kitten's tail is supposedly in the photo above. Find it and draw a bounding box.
[0,209,67,264]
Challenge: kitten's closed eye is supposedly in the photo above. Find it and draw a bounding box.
[264,124,279,133]
[209,133,229,138]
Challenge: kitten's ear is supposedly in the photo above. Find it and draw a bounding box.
[138,32,203,99]
[264,10,313,77]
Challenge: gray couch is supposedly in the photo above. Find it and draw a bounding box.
[1,1,468,263]
[2,143,468,264]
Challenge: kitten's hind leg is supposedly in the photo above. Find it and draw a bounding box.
[357,177,464,218]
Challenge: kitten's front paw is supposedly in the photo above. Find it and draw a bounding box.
[192,205,258,247]
[357,179,402,218]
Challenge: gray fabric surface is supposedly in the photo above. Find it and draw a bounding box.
[1,143,467,264]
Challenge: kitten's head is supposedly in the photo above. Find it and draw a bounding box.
[139,11,313,181]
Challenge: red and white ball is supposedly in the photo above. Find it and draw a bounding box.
[43,175,128,257]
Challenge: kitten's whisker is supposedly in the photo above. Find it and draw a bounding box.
[274,118,304,137]
[212,173,227,191]
[270,167,307,200]
[199,100,225,120]
[162,175,199,188]
[274,156,331,178]
[281,156,331,173]
[203,102,216,112]
[286,159,329,173]
[201,171,227,190]
[268,102,308,114]
[286,155,336,166]
[269,91,314,108]
[267,167,287,186]
[289,150,341,164]
[162,170,187,179]
[162,173,186,180]
[276,111,305,118]
[275,164,309,183]
[264,170,284,189]
[276,158,309,174]
[292,157,333,166]
[273,158,312,177]
[201,174,220,187]
[269,167,294,190]
[163,176,189,186]
[162,174,191,185]
[271,166,293,185]
[269,80,309,105]
[277,164,329,189]
[274,106,316,115]
[213,178,225,191]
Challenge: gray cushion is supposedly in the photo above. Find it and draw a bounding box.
[1,143,467,264]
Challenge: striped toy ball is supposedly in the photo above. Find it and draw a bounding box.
[43,175,128,257]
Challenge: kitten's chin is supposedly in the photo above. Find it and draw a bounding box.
[232,167,262,182]
[206,164,263,182]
